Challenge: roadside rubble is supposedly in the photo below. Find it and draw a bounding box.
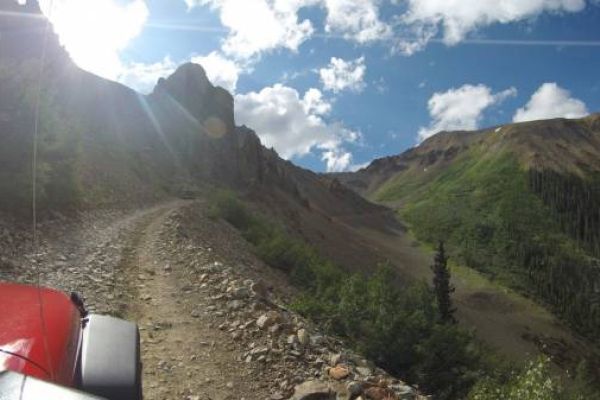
[164,207,428,400]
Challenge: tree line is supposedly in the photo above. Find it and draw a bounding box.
[526,169,600,341]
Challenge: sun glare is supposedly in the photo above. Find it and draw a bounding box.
[38,0,148,79]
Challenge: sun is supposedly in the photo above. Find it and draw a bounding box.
[38,0,148,80]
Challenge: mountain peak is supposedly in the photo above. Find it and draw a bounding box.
[0,0,67,62]
[152,62,235,136]
[153,63,212,103]
[156,63,210,92]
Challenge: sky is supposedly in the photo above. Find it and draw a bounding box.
[31,0,600,172]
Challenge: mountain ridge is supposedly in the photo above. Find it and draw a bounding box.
[336,113,600,198]
[334,114,600,345]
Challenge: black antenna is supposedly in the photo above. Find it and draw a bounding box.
[32,0,55,381]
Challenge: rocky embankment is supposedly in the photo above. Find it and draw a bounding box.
[0,200,424,400]
[156,204,425,400]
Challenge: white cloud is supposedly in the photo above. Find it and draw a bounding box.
[513,82,588,122]
[398,0,586,54]
[114,52,246,94]
[186,0,589,57]
[185,0,391,57]
[234,84,359,170]
[418,84,516,142]
[190,51,244,92]
[393,20,438,55]
[302,88,332,115]
[40,0,149,80]
[319,56,367,93]
[322,0,391,43]
[186,0,318,59]
[349,161,370,172]
[322,149,353,172]
[117,57,177,94]
[102,52,245,95]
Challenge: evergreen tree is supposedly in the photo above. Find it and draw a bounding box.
[432,241,456,324]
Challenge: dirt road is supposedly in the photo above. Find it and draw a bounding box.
[112,201,422,399]
[115,202,275,400]
[1,200,422,399]
[2,201,284,399]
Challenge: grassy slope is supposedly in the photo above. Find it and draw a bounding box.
[368,145,600,375]
[325,132,599,370]
[377,148,583,291]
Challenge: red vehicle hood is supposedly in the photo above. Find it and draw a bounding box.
[0,282,82,386]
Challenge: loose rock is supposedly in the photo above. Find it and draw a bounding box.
[297,328,309,346]
[328,365,350,380]
[257,311,280,329]
[292,380,336,400]
[355,367,372,377]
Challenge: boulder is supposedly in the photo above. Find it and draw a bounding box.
[287,334,299,346]
[328,365,350,380]
[257,311,280,329]
[364,386,396,400]
[292,381,336,400]
[347,381,364,399]
[389,384,415,400]
[297,328,309,346]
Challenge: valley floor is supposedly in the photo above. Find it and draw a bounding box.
[343,219,598,371]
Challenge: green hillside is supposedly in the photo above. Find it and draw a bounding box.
[375,143,600,342]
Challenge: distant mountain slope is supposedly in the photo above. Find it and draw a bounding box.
[336,116,600,342]
[337,115,600,197]
[0,0,397,272]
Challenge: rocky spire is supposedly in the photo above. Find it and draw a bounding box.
[152,63,235,136]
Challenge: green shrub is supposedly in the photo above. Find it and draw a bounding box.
[209,192,485,399]
[208,190,253,229]
[0,73,82,213]
[387,150,600,342]
[469,357,561,400]
[296,263,484,400]
[564,360,600,400]
[468,356,600,400]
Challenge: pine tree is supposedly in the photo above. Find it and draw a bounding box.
[432,241,456,324]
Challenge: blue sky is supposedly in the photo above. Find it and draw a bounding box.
[37,0,600,172]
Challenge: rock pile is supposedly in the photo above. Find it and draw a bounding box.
[162,208,427,400]
[0,207,162,315]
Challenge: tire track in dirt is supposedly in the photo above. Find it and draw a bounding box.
[118,201,271,400]
[110,200,425,400]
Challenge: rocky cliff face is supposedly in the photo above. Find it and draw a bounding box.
[0,3,289,200]
[0,1,396,272]
[152,63,235,137]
